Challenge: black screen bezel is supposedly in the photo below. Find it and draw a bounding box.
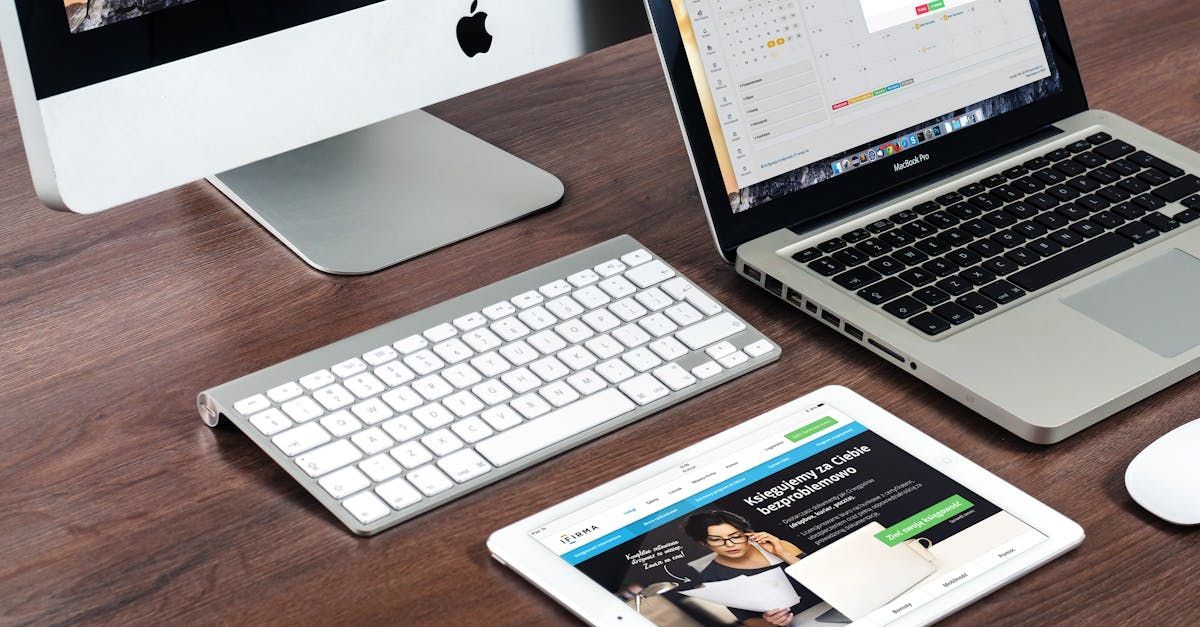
[646,0,1088,258]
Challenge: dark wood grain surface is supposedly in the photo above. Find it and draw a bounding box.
[2,1,1199,624]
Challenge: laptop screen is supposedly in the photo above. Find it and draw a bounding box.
[669,0,1064,214]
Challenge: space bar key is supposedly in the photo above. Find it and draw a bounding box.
[475,389,637,467]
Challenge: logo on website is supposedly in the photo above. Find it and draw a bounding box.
[559,524,601,545]
[894,153,931,173]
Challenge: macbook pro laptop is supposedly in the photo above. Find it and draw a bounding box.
[645,0,1200,443]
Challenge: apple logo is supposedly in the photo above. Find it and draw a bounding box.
[456,0,493,58]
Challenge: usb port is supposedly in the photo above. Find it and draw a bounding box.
[821,310,840,327]
[844,324,864,341]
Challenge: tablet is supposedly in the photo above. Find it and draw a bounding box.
[488,386,1083,626]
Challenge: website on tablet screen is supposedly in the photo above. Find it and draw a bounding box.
[531,404,1046,626]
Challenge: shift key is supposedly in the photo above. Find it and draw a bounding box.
[675,313,747,350]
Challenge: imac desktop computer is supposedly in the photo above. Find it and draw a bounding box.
[0,1,648,273]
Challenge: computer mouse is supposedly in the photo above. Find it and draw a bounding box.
[1125,419,1200,526]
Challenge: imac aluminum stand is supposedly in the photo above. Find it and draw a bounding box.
[208,110,564,275]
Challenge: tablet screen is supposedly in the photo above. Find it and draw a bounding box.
[530,402,1047,625]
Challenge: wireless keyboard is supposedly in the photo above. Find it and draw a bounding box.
[198,235,779,535]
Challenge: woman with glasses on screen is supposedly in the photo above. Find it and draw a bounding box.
[683,510,813,627]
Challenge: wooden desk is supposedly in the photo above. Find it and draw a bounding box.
[2,1,1198,623]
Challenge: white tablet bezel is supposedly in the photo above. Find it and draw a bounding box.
[488,385,1084,626]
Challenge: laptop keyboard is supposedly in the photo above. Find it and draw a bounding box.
[793,132,1200,337]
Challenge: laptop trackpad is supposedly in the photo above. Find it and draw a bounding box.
[1063,249,1200,358]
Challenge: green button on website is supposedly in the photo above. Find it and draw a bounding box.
[875,494,974,546]
[785,417,838,442]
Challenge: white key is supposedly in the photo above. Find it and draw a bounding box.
[501,367,542,394]
[432,338,474,364]
[299,369,336,391]
[313,384,355,411]
[499,340,538,366]
[567,369,607,396]
[472,379,514,405]
[585,334,625,360]
[745,339,776,358]
[567,268,600,287]
[412,374,453,401]
[621,249,653,267]
[438,448,493,483]
[442,363,483,389]
[443,391,485,418]
[403,350,445,376]
[374,361,415,387]
[281,396,324,422]
[267,382,304,404]
[555,319,595,344]
[343,491,390,524]
[622,347,662,373]
[545,295,585,320]
[557,345,597,370]
[594,259,628,277]
[413,402,454,429]
[351,427,395,455]
[639,313,678,337]
[424,323,457,343]
[662,277,723,316]
[619,373,671,406]
[613,324,652,348]
[391,441,434,469]
[482,301,516,320]
[476,388,636,466]
[649,337,689,361]
[675,313,746,350]
[599,276,637,299]
[706,341,737,360]
[295,440,362,477]
[375,477,423,510]
[539,279,573,298]
[363,345,399,367]
[610,298,648,322]
[273,422,331,456]
[581,309,621,332]
[344,372,385,399]
[540,380,581,407]
[481,405,524,431]
[381,415,423,442]
[517,306,558,331]
[530,356,570,382]
[450,416,494,444]
[407,465,455,496]
[665,302,704,327]
[332,358,367,379]
[652,363,697,391]
[381,386,423,413]
[320,410,363,437]
[471,351,512,377]
[453,312,488,331]
[718,350,750,368]
[319,466,371,499]
[421,429,464,456]
[691,361,723,380]
[461,328,502,352]
[511,290,544,309]
[492,317,532,342]
[625,259,675,288]
[512,393,553,419]
[528,330,568,355]
[359,454,403,482]
[249,408,292,436]
[596,359,636,384]
[635,287,674,312]
[573,285,611,309]
[234,394,270,416]
[393,334,429,355]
